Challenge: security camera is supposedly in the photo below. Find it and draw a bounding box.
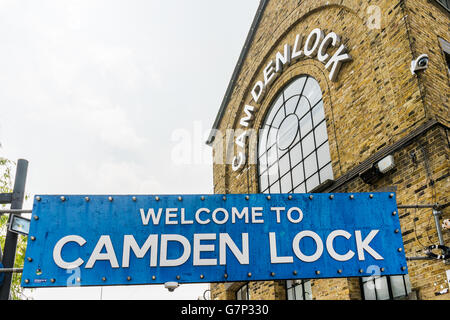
[442,219,450,231]
[164,281,179,292]
[411,54,429,74]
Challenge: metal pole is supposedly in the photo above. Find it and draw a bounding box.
[433,209,445,246]
[397,204,437,209]
[0,268,23,274]
[0,209,32,215]
[0,159,28,300]
[406,256,434,261]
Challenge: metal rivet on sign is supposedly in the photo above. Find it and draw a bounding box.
[24,279,29,284]
[380,268,385,272]
[102,277,106,281]
[155,196,160,201]
[293,270,298,275]
[200,274,204,279]
[60,196,65,202]
[389,193,394,198]
[224,274,228,279]
[315,270,321,275]
[50,278,55,283]
[223,196,227,201]
[108,196,113,202]
[398,248,403,252]
[329,195,334,200]
[36,196,41,201]
[401,266,406,271]
[309,195,313,200]
[350,194,354,199]
[395,229,400,233]
[27,257,33,262]
[132,197,136,201]
[176,275,181,280]
[337,269,342,274]
[201,196,205,201]
[359,269,364,273]
[30,236,36,241]
[178,197,182,201]
[85,197,90,202]
[76,277,81,283]
[270,272,275,277]
[392,211,397,216]
[152,276,156,280]
[288,195,292,200]
[33,215,39,221]
[245,195,249,200]
[267,195,271,200]
[247,272,252,277]
[127,276,132,281]
[369,194,374,199]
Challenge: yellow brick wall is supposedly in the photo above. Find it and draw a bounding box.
[210,0,449,300]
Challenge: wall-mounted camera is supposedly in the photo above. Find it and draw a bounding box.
[164,281,180,292]
[442,219,450,231]
[411,54,429,75]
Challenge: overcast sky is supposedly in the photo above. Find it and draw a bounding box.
[0,0,259,300]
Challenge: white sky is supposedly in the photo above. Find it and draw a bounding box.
[0,0,260,300]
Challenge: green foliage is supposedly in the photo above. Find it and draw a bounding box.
[0,157,30,300]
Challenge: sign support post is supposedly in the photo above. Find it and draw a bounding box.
[0,159,28,300]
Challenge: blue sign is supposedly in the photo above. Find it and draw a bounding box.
[21,192,407,288]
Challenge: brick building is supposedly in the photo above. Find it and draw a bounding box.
[206,0,449,300]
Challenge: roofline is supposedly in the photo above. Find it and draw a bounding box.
[206,0,269,146]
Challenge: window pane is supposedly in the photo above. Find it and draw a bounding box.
[258,127,270,158]
[374,276,390,300]
[294,182,306,193]
[306,173,319,192]
[271,107,286,128]
[286,280,294,289]
[304,281,312,300]
[363,280,377,300]
[279,153,291,177]
[303,77,322,106]
[300,113,313,138]
[269,181,280,193]
[267,145,278,167]
[284,95,300,115]
[280,173,292,193]
[301,132,315,157]
[304,152,317,178]
[277,114,299,150]
[284,77,306,100]
[267,128,278,149]
[314,121,328,146]
[268,163,279,186]
[294,284,304,300]
[287,288,294,300]
[404,275,412,295]
[390,275,407,299]
[265,94,283,127]
[317,142,331,168]
[295,96,310,119]
[289,142,302,167]
[311,100,325,126]
[291,162,304,188]
[319,163,334,182]
[259,171,269,192]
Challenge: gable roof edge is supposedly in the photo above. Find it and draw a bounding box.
[206,0,269,146]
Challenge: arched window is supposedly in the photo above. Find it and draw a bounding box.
[258,75,333,194]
